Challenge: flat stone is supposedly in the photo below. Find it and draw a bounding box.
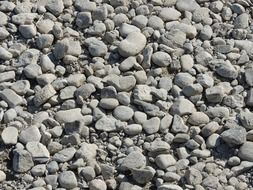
[239,111,253,130]
[185,168,203,185]
[159,8,181,21]
[188,112,209,126]
[45,0,64,16]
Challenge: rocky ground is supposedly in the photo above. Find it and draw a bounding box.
[2,0,253,189]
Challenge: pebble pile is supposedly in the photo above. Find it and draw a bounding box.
[1,0,253,189]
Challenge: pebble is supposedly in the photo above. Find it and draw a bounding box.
[155,154,176,169]
[238,142,253,162]
[120,151,146,170]
[143,117,160,134]
[1,126,18,144]
[26,142,50,163]
[89,179,107,190]
[113,106,134,121]
[19,126,41,144]
[118,32,146,57]
[58,171,77,189]
[0,170,6,182]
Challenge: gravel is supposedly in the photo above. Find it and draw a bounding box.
[1,0,253,189]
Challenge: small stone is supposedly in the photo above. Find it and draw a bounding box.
[118,32,146,57]
[19,126,41,144]
[158,184,183,190]
[13,149,34,173]
[188,112,209,126]
[81,166,95,181]
[238,141,253,161]
[152,51,171,67]
[143,117,160,134]
[170,97,196,116]
[124,124,142,135]
[185,168,203,185]
[46,0,64,16]
[148,16,164,30]
[174,72,195,88]
[95,116,117,132]
[171,115,188,133]
[0,170,6,182]
[113,106,134,121]
[202,176,220,190]
[24,64,42,79]
[1,127,18,145]
[19,24,36,39]
[99,98,119,109]
[239,111,253,130]
[26,142,50,163]
[0,47,12,60]
[120,151,146,170]
[89,179,107,190]
[76,12,92,29]
[155,154,176,169]
[0,27,9,40]
[234,13,249,29]
[176,0,200,12]
[159,8,181,21]
[58,171,77,189]
[33,84,56,107]
[53,147,76,162]
[55,108,84,123]
[36,19,54,34]
[205,86,224,103]
[132,166,156,184]
[75,83,96,100]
